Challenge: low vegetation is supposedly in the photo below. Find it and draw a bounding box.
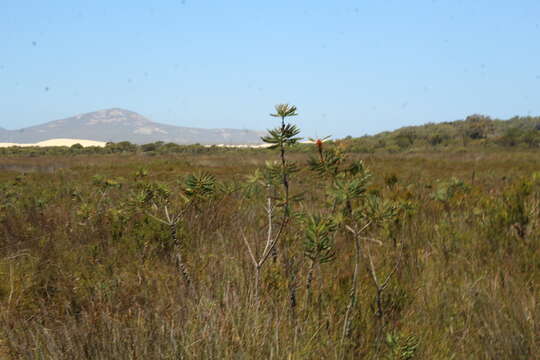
[338,114,540,153]
[0,106,538,359]
[2,113,539,158]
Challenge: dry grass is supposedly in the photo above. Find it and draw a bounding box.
[0,150,539,359]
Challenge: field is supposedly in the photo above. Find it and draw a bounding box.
[0,147,539,359]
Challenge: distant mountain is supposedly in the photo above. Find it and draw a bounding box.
[0,108,265,145]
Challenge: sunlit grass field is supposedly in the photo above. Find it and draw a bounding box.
[1,149,539,359]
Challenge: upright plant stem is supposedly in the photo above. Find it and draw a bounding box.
[170,222,194,292]
[280,116,290,217]
[305,261,315,310]
[341,228,360,352]
[272,116,290,262]
[254,265,260,309]
[341,222,371,358]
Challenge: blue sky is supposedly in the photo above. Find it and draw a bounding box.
[1,0,539,138]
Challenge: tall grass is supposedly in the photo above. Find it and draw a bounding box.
[0,149,539,359]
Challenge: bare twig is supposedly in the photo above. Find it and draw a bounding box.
[147,203,195,294]
[242,196,289,305]
[363,232,404,321]
[340,221,372,355]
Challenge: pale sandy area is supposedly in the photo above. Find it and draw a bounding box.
[206,140,318,148]
[206,143,271,148]
[0,138,107,148]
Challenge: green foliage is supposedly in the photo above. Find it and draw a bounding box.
[261,103,302,149]
[261,124,302,149]
[270,103,298,119]
[138,181,171,206]
[338,114,540,153]
[264,160,300,182]
[462,114,493,140]
[358,194,401,224]
[328,166,371,206]
[384,332,419,360]
[92,174,123,190]
[395,129,417,149]
[133,167,149,180]
[307,147,344,177]
[431,177,469,203]
[498,127,540,147]
[184,172,216,200]
[487,175,538,240]
[302,215,337,264]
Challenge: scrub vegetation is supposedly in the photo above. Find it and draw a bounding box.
[1,106,539,359]
[2,113,540,158]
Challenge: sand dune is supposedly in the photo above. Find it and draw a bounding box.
[0,138,107,148]
[207,143,272,148]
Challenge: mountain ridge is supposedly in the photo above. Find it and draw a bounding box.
[0,108,265,145]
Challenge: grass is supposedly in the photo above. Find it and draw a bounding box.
[0,149,539,359]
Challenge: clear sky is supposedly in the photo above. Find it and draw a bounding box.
[1,0,539,138]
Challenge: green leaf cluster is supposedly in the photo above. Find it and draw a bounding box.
[303,215,337,264]
[184,172,216,200]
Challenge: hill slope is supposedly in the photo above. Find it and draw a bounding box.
[0,109,265,145]
[338,114,540,152]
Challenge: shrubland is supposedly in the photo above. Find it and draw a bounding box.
[338,114,540,153]
[0,106,539,359]
[2,113,540,158]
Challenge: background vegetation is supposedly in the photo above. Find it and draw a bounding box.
[338,114,540,153]
[0,112,539,359]
[1,114,539,158]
